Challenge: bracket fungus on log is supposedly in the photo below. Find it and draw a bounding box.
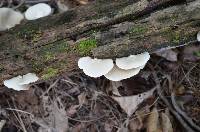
[197,31,200,42]
[116,52,150,70]
[78,52,150,81]
[25,3,52,20]
[104,65,142,81]
[0,8,24,31]
[3,73,39,91]
[78,57,114,77]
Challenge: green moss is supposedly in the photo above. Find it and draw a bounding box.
[31,61,44,72]
[38,40,69,61]
[157,14,178,23]
[41,67,58,79]
[161,28,181,44]
[172,31,181,43]
[129,25,148,36]
[31,31,42,43]
[17,27,42,42]
[77,39,97,55]
[44,52,55,61]
[193,51,200,57]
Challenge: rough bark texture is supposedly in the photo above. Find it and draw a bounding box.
[0,0,199,83]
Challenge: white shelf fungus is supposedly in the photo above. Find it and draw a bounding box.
[25,3,52,20]
[0,8,24,31]
[78,57,114,77]
[78,52,150,81]
[197,31,200,42]
[3,73,39,91]
[116,52,150,70]
[104,65,143,81]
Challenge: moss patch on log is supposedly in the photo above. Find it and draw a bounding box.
[16,27,42,42]
[38,40,69,61]
[41,67,59,79]
[129,25,148,36]
[77,39,97,56]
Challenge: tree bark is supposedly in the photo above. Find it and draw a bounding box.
[0,0,199,83]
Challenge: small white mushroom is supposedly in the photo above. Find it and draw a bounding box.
[19,73,39,85]
[197,31,200,42]
[25,3,52,20]
[78,57,114,77]
[116,52,150,70]
[0,8,24,31]
[104,65,143,81]
[3,73,39,91]
[3,76,29,91]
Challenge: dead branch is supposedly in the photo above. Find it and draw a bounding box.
[171,92,200,131]
[152,72,195,132]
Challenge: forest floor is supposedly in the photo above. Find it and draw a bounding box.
[0,0,200,132]
[1,45,200,132]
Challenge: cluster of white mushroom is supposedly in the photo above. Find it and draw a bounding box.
[3,73,39,91]
[78,52,150,81]
[0,3,52,31]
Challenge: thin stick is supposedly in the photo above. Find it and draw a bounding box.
[171,92,200,131]
[41,79,59,97]
[152,72,195,132]
[5,108,34,117]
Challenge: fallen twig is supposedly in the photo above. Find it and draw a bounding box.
[40,79,59,97]
[171,92,200,131]
[152,72,195,132]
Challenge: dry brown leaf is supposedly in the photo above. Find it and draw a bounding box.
[36,97,69,132]
[112,88,155,116]
[54,106,69,132]
[104,120,115,132]
[129,106,151,131]
[155,49,178,62]
[182,45,200,62]
[66,105,79,117]
[161,113,173,132]
[147,107,161,132]
[111,81,122,96]
[129,118,142,132]
[78,92,87,105]
[76,0,89,5]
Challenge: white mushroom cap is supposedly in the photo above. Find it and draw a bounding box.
[3,76,29,91]
[19,73,39,85]
[0,8,24,31]
[104,65,143,81]
[25,3,52,20]
[78,57,114,77]
[116,52,150,70]
[197,31,200,42]
[3,73,39,91]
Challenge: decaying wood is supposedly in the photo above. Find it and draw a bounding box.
[0,0,199,83]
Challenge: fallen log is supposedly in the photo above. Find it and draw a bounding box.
[0,0,199,84]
